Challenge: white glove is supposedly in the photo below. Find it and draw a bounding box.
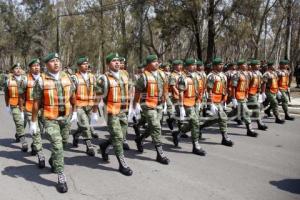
[5,106,11,114]
[70,112,78,123]
[261,93,267,102]
[197,103,201,111]
[232,98,238,108]
[288,87,290,93]
[30,121,37,134]
[179,106,186,121]
[90,112,98,125]
[135,103,142,116]
[163,102,167,114]
[210,103,218,115]
[258,94,263,104]
[223,102,227,110]
[20,112,24,121]
[277,91,282,99]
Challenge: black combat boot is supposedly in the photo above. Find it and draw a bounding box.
[166,117,174,131]
[134,134,144,153]
[257,120,268,130]
[275,115,285,124]
[155,145,170,165]
[246,124,258,137]
[85,139,95,156]
[264,107,273,117]
[15,133,20,143]
[19,136,28,152]
[285,111,295,121]
[116,155,133,176]
[99,140,111,162]
[91,129,99,138]
[234,118,243,125]
[72,134,79,147]
[192,141,206,156]
[171,131,181,147]
[31,143,38,156]
[123,137,130,151]
[37,151,45,169]
[57,172,68,193]
[221,132,234,147]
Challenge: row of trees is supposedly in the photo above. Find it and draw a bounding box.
[0,0,299,75]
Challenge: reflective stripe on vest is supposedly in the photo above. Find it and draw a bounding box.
[42,73,72,119]
[171,72,180,100]
[25,74,35,112]
[236,73,247,100]
[75,73,95,107]
[144,71,158,108]
[269,73,278,94]
[212,76,223,103]
[278,73,289,91]
[248,74,260,95]
[197,76,204,100]
[8,77,19,106]
[183,77,196,107]
[106,75,121,115]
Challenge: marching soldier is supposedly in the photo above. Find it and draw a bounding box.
[4,63,28,152]
[228,59,258,137]
[247,59,268,130]
[19,58,45,168]
[261,62,285,124]
[31,52,78,193]
[201,57,234,146]
[133,54,170,165]
[96,53,133,176]
[277,60,294,120]
[172,58,206,156]
[71,56,97,156]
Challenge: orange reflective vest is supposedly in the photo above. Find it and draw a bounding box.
[211,75,224,103]
[120,70,129,111]
[25,74,36,112]
[248,73,260,95]
[75,73,95,107]
[144,71,159,108]
[105,72,129,115]
[183,77,196,107]
[197,75,204,102]
[269,73,278,94]
[42,73,72,120]
[7,76,19,106]
[236,73,248,100]
[278,71,289,91]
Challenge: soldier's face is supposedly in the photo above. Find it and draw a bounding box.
[79,62,89,73]
[215,64,223,72]
[109,59,120,72]
[197,65,204,71]
[149,61,159,71]
[13,66,22,76]
[120,62,125,70]
[46,58,61,73]
[30,63,40,75]
[187,64,196,72]
[173,64,182,72]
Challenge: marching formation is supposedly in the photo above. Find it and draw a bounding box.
[2,52,295,193]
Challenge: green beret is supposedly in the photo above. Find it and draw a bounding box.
[28,58,40,67]
[237,59,246,65]
[279,59,289,65]
[267,61,274,66]
[212,57,223,65]
[43,52,59,63]
[250,59,259,65]
[77,56,89,65]
[172,59,183,65]
[161,63,171,68]
[196,60,203,66]
[185,58,197,66]
[11,63,21,70]
[119,57,126,62]
[138,62,146,69]
[106,53,120,63]
[146,54,158,64]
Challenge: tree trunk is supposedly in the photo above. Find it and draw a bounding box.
[285,0,292,60]
[207,0,215,62]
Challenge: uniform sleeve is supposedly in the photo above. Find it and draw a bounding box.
[32,79,43,101]
[177,75,186,91]
[169,74,177,86]
[206,74,215,89]
[262,72,269,83]
[135,74,146,92]
[231,73,239,87]
[18,76,27,95]
[95,75,108,96]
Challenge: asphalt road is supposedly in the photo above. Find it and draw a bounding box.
[0,95,299,200]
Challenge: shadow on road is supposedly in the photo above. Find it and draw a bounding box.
[270,179,300,194]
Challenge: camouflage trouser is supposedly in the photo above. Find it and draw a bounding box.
[266,92,279,116]
[76,107,93,140]
[107,113,128,157]
[228,100,251,125]
[10,106,25,138]
[24,112,43,152]
[280,90,289,113]
[44,116,71,173]
[166,95,174,116]
[201,103,228,133]
[196,102,205,125]
[143,106,163,146]
[247,94,261,121]
[181,106,200,141]
[120,112,128,140]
